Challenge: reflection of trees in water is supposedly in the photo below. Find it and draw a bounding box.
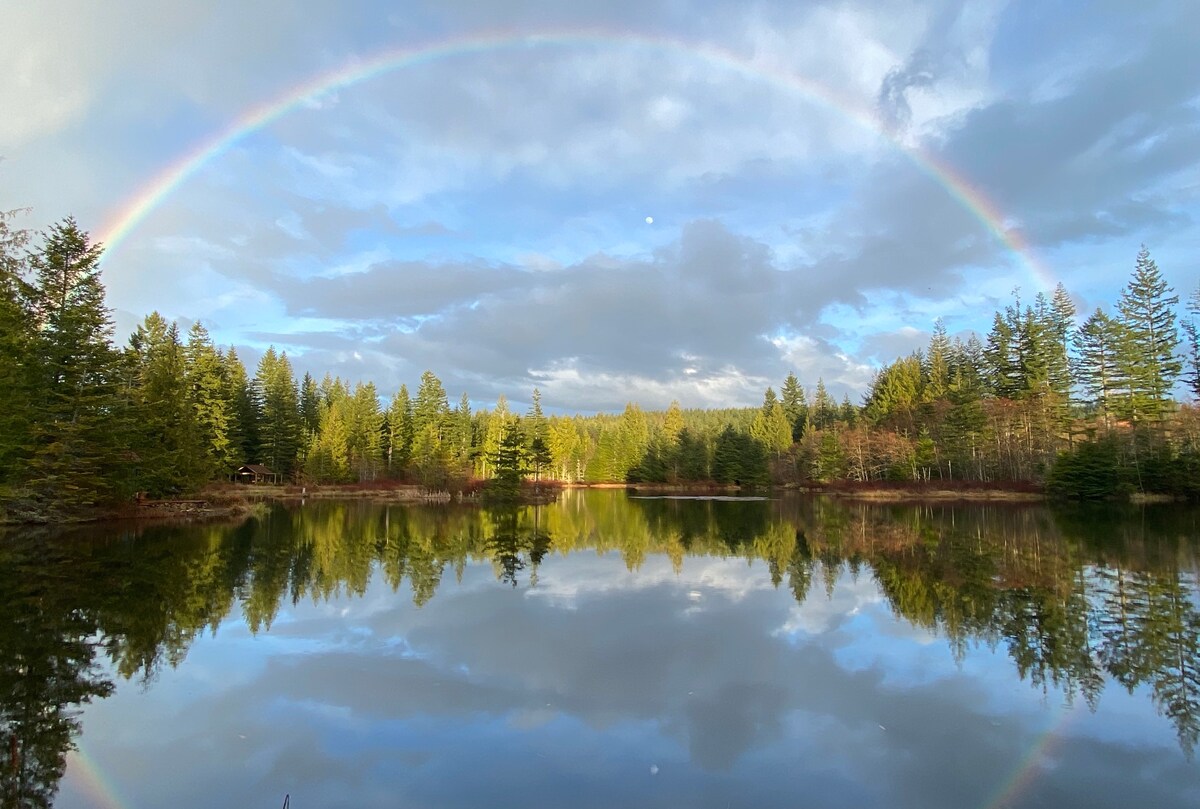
[486,507,552,588]
[0,540,113,809]
[2,492,1200,803]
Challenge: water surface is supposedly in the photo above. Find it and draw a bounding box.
[3,492,1199,808]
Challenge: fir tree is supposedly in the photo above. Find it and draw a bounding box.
[780,373,809,440]
[255,347,301,476]
[386,384,414,476]
[184,322,238,478]
[127,314,205,493]
[1116,246,1181,422]
[223,348,259,466]
[22,219,129,512]
[0,209,33,484]
[1073,309,1123,431]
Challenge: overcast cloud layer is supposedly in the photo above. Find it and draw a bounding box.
[3,1,1198,410]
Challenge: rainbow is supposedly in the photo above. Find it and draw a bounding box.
[65,746,127,809]
[980,702,1078,809]
[94,28,1054,292]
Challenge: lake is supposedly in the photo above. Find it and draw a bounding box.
[3,491,1199,808]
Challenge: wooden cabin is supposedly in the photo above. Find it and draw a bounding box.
[234,464,281,484]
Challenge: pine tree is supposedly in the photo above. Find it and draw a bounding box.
[812,378,837,430]
[386,384,414,476]
[1049,282,1077,393]
[984,309,1021,398]
[412,371,449,438]
[347,382,384,480]
[0,209,33,485]
[546,416,582,482]
[447,392,474,477]
[487,422,527,500]
[126,314,205,493]
[1073,309,1124,431]
[1181,285,1200,400]
[1116,246,1181,423]
[410,371,451,484]
[255,347,301,476]
[478,395,512,478]
[924,319,951,401]
[223,348,259,466]
[526,388,547,443]
[299,372,321,440]
[22,219,129,512]
[614,403,650,480]
[781,373,809,440]
[184,322,238,478]
[751,389,792,456]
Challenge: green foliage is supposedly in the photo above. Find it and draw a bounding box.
[1116,246,1181,423]
[485,423,527,501]
[5,217,1200,514]
[185,322,239,477]
[21,219,131,513]
[126,314,206,495]
[1047,439,1124,499]
[0,209,33,484]
[712,426,769,486]
[254,347,301,477]
[386,384,414,476]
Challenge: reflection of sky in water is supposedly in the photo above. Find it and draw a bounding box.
[59,555,1200,809]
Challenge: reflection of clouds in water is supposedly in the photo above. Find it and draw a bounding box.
[524,553,777,609]
[774,570,885,638]
[67,552,1200,809]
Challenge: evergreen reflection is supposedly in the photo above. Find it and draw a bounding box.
[1,494,1200,804]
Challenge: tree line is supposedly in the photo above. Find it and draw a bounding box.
[3,214,1199,518]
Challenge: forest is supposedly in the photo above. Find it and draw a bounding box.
[3,211,1200,520]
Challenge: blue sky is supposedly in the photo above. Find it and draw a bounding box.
[3,1,1198,411]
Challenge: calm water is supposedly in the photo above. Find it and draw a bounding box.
[3,492,1200,808]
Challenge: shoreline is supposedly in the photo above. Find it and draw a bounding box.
[6,479,1197,527]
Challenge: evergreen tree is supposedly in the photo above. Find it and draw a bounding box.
[812,378,837,429]
[184,322,238,478]
[447,392,473,478]
[662,400,684,446]
[614,403,650,480]
[924,319,951,401]
[24,220,134,512]
[254,347,301,476]
[386,384,414,476]
[1183,285,1200,400]
[984,308,1021,398]
[1049,282,1077,398]
[547,416,585,482]
[526,388,548,443]
[299,372,321,440]
[1116,246,1181,422]
[478,395,513,479]
[223,348,259,466]
[347,382,384,481]
[0,209,33,485]
[486,423,527,501]
[751,390,792,456]
[712,426,768,486]
[410,371,451,485]
[126,314,205,494]
[781,373,809,440]
[1073,309,1124,431]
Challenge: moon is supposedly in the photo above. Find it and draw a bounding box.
[645,216,654,224]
